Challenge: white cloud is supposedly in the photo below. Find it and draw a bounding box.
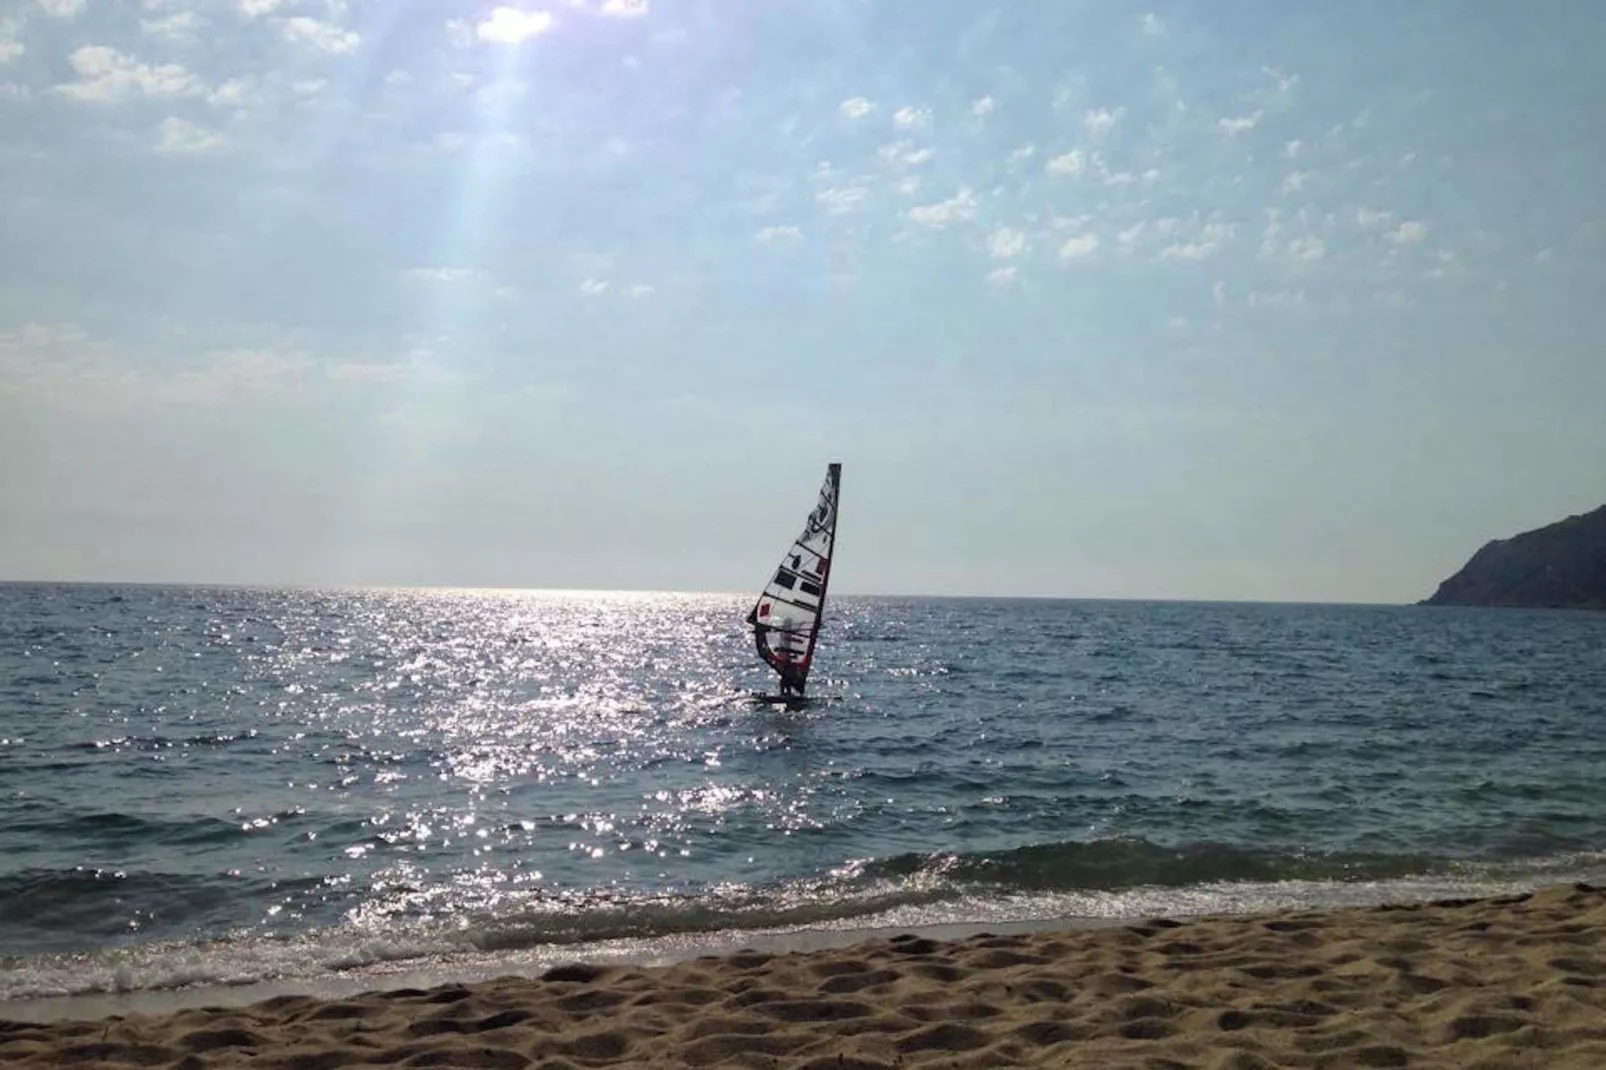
[624,283,654,298]
[987,227,1027,259]
[839,96,873,119]
[907,188,978,228]
[155,116,223,154]
[476,8,555,44]
[1288,236,1325,261]
[597,0,648,16]
[1280,170,1312,196]
[0,19,22,64]
[1116,221,1146,249]
[987,265,1018,286]
[207,77,257,109]
[1160,241,1217,262]
[816,186,869,215]
[1045,150,1084,177]
[326,362,408,385]
[142,11,201,40]
[407,268,482,283]
[1141,12,1165,35]
[57,47,202,102]
[1006,145,1035,169]
[1084,107,1122,138]
[1284,139,1303,159]
[1356,207,1394,230]
[755,225,802,243]
[892,105,931,131]
[892,175,921,196]
[39,0,86,17]
[238,0,292,18]
[1058,233,1099,260]
[1250,289,1309,309]
[292,78,326,97]
[971,95,995,118]
[878,140,934,167]
[1388,220,1428,244]
[580,279,610,296]
[1263,66,1299,96]
[279,16,361,53]
[1217,111,1263,136]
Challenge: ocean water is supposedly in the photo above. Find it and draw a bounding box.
[3,583,1605,1009]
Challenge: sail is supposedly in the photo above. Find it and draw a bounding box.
[747,463,841,695]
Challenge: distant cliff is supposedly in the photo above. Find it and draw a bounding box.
[1420,504,1606,609]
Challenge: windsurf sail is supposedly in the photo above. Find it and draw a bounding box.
[746,462,841,696]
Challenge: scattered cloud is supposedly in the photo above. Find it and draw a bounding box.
[1084,107,1123,138]
[1263,66,1300,97]
[155,117,224,155]
[1140,13,1165,35]
[279,16,361,54]
[755,225,803,243]
[596,0,649,17]
[407,268,483,283]
[1058,233,1099,260]
[1161,241,1216,262]
[892,106,931,131]
[1045,150,1084,177]
[970,95,995,118]
[39,0,86,17]
[56,47,202,102]
[878,140,935,166]
[476,8,556,44]
[1217,111,1263,136]
[580,279,610,296]
[208,77,255,109]
[908,188,978,228]
[1285,140,1303,159]
[839,96,873,120]
[987,227,1028,259]
[238,0,295,18]
[0,19,22,64]
[1249,289,1309,309]
[1280,171,1312,196]
[817,186,869,215]
[1356,207,1394,230]
[1288,236,1325,261]
[987,265,1018,286]
[142,11,202,41]
[1388,220,1428,244]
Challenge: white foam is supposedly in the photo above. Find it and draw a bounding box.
[7,864,1604,1023]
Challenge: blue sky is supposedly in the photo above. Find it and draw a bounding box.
[2,0,1603,601]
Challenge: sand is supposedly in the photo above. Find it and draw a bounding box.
[2,883,1603,1070]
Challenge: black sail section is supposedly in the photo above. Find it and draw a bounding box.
[746,463,840,695]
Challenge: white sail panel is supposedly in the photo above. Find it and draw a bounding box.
[747,463,840,695]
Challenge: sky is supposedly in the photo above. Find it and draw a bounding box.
[2,0,1603,602]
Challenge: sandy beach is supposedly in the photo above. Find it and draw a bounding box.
[1,884,1602,1069]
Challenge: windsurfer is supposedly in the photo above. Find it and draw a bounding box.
[754,621,809,696]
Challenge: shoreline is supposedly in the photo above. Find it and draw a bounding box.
[3,883,1603,1068]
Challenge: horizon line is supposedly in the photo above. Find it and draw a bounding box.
[0,576,1417,608]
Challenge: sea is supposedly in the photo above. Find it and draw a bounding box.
[3,583,1605,1018]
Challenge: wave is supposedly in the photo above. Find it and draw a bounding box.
[6,840,1606,1002]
